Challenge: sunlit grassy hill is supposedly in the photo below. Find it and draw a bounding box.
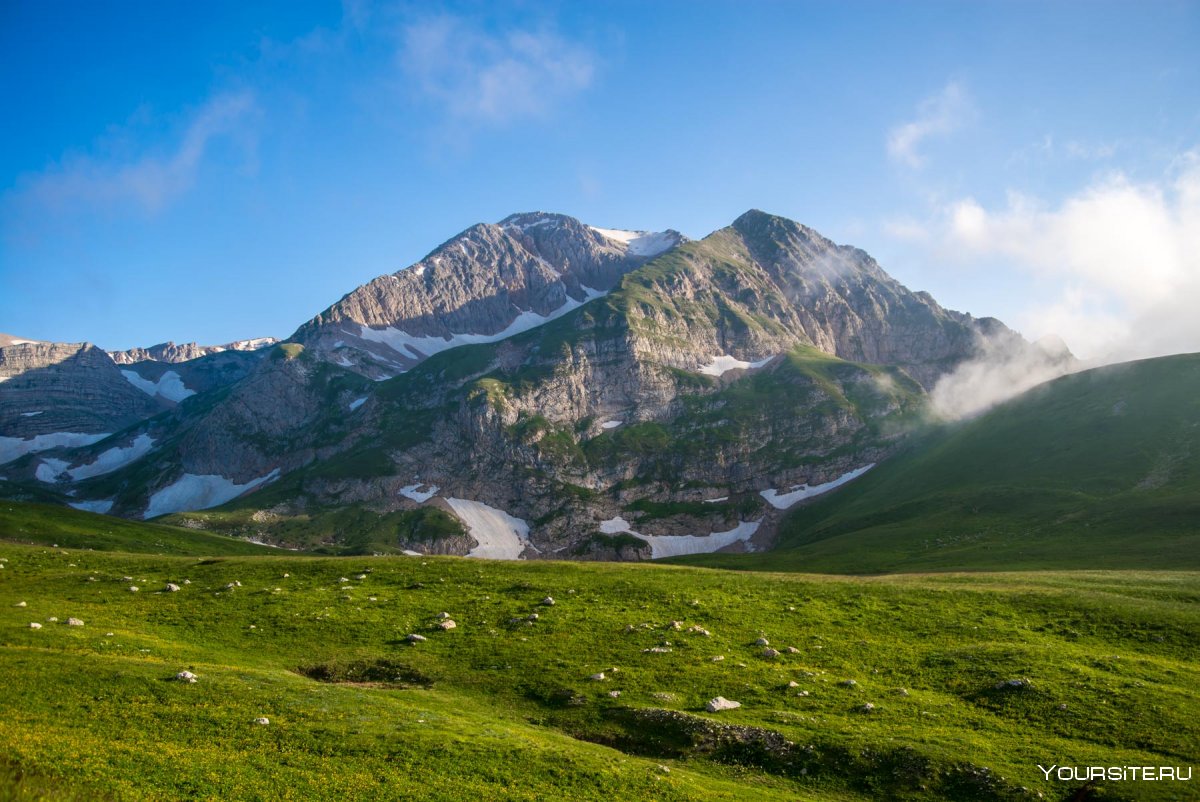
[1,529,1197,800]
[686,353,1200,574]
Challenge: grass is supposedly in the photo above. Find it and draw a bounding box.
[1,514,1197,799]
[684,353,1200,574]
[0,502,279,556]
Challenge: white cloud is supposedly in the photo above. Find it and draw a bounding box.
[887,81,974,168]
[399,17,595,124]
[17,91,258,214]
[943,159,1200,360]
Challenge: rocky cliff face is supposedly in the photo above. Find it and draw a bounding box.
[0,342,165,439]
[2,209,1047,561]
[293,212,684,379]
[108,337,277,365]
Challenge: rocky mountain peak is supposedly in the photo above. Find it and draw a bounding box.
[294,211,686,379]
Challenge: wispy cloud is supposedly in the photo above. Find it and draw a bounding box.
[398,16,595,125]
[887,81,974,168]
[900,153,1200,364]
[15,91,259,214]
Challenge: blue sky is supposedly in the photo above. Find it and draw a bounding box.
[2,1,1198,359]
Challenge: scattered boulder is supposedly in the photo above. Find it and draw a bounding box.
[47,617,57,622]
[129,586,139,593]
[786,681,800,688]
[437,620,456,631]
[687,625,710,636]
[183,579,191,585]
[642,646,672,654]
[896,688,910,696]
[526,613,539,621]
[165,583,181,592]
[710,655,725,662]
[608,690,621,698]
[405,633,427,643]
[66,618,84,627]
[706,696,741,712]
[28,622,41,629]
[796,690,810,697]
[762,648,780,659]
[860,703,876,713]
[754,637,769,646]
[839,679,858,688]
[355,574,367,580]
[437,612,451,619]
[668,621,682,630]
[784,646,800,654]
[254,717,270,725]
[14,601,26,608]
[541,596,555,606]
[175,670,198,683]
[588,672,606,681]
[995,678,1031,690]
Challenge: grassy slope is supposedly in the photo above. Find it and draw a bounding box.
[685,354,1200,574]
[1,529,1198,799]
[0,502,282,557]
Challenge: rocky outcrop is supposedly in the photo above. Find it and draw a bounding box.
[108,337,277,365]
[0,341,164,437]
[293,212,684,378]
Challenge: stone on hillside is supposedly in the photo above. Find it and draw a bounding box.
[223,582,237,590]
[67,618,84,626]
[355,574,367,580]
[754,637,769,646]
[711,655,725,662]
[785,646,800,653]
[129,586,139,592]
[796,690,810,697]
[762,647,780,659]
[526,613,539,621]
[839,679,858,688]
[588,672,606,681]
[29,622,42,629]
[706,696,741,712]
[254,717,270,725]
[995,678,1031,690]
[687,625,710,636]
[896,688,910,696]
[437,619,456,630]
[787,681,800,688]
[338,577,350,583]
[165,583,181,592]
[608,690,621,698]
[183,579,191,585]
[405,633,427,643]
[643,646,673,654]
[47,617,57,622]
[541,596,555,606]
[15,601,26,607]
[668,620,682,630]
[175,670,198,683]
[860,703,876,713]
[437,611,451,619]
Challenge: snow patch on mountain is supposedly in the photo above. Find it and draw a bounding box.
[0,432,111,466]
[589,227,679,257]
[760,464,875,509]
[600,420,623,429]
[445,498,532,560]
[144,469,280,519]
[399,483,438,503]
[62,434,156,481]
[120,369,196,402]
[598,515,760,558]
[348,396,368,411]
[20,411,43,417]
[358,287,604,362]
[697,354,775,376]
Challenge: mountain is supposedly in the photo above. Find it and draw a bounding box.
[683,352,1200,573]
[108,337,278,365]
[0,210,1039,559]
[293,212,686,379]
